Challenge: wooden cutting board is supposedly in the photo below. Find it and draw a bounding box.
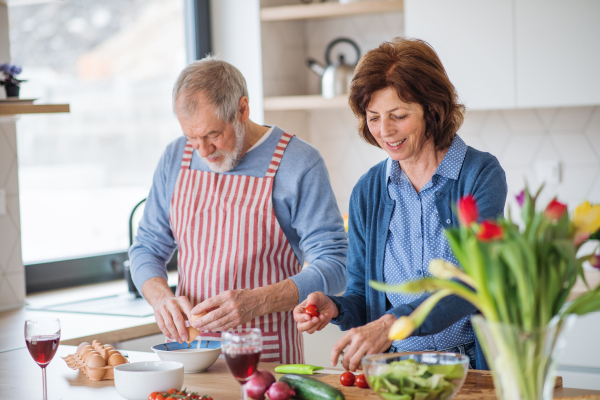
[316,370,563,400]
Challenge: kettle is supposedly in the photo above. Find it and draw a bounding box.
[306,38,361,99]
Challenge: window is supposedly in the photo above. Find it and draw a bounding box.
[9,0,206,291]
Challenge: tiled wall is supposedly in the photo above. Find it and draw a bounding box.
[0,119,26,310]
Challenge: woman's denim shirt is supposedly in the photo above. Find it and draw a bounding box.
[328,141,507,370]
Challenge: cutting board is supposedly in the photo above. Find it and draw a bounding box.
[316,370,563,400]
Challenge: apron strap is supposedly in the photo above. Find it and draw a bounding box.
[265,132,293,178]
[181,141,194,170]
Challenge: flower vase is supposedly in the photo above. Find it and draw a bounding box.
[4,83,19,98]
[471,315,576,400]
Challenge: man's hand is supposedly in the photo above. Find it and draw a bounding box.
[190,289,263,331]
[190,279,300,332]
[142,277,192,343]
[293,292,338,334]
[330,313,396,372]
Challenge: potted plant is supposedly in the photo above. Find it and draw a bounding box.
[0,63,26,98]
[371,188,600,400]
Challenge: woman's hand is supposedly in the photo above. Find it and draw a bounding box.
[330,313,396,371]
[293,292,339,334]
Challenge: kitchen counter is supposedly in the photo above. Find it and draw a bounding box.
[2,345,600,400]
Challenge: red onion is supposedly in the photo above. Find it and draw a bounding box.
[246,370,276,400]
[266,382,295,400]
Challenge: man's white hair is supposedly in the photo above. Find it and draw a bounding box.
[173,56,249,122]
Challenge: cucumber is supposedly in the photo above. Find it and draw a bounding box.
[279,374,345,400]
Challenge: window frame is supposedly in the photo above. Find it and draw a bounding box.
[24,0,211,294]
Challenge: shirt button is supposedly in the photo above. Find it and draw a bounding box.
[446,219,451,224]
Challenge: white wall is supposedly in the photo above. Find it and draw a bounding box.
[0,4,26,311]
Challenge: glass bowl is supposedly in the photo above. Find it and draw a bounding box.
[362,352,469,400]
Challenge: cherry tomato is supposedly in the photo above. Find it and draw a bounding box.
[148,393,159,400]
[305,304,320,318]
[168,389,178,395]
[155,394,165,400]
[340,371,356,386]
[356,374,369,388]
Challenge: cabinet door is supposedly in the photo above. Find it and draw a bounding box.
[405,0,515,110]
[515,0,600,108]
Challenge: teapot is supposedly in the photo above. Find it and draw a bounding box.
[306,38,361,99]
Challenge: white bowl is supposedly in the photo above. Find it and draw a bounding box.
[151,340,222,373]
[114,361,184,400]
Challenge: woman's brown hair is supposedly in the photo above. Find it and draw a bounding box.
[348,37,465,151]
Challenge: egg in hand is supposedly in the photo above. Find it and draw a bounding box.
[185,311,207,346]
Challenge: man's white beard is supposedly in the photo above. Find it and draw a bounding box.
[198,119,246,173]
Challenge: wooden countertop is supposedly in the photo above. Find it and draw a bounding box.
[2,345,600,400]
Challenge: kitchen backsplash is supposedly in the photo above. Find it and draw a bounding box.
[0,119,26,310]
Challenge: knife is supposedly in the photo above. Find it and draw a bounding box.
[274,364,354,375]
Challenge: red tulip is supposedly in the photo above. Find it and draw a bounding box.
[591,254,600,270]
[545,199,567,221]
[458,195,478,226]
[477,221,504,242]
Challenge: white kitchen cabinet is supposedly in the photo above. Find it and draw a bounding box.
[515,0,600,108]
[405,0,515,110]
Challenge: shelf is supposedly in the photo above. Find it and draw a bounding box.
[0,104,70,115]
[264,95,349,111]
[260,0,403,22]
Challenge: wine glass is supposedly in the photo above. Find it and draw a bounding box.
[25,318,61,400]
[222,328,262,400]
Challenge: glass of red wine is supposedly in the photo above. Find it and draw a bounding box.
[25,318,61,400]
[222,328,262,400]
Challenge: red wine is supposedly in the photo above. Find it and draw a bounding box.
[224,347,261,383]
[26,334,60,368]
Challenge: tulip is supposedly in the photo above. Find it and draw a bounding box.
[544,199,567,221]
[457,195,478,226]
[573,201,600,236]
[388,316,415,341]
[515,190,525,207]
[342,213,349,232]
[428,259,478,289]
[591,254,600,270]
[477,221,504,242]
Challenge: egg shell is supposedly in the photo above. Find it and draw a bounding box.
[103,345,115,351]
[77,345,93,356]
[189,311,206,324]
[86,354,106,368]
[84,350,100,362]
[76,342,91,354]
[107,353,127,366]
[107,349,120,356]
[186,326,200,344]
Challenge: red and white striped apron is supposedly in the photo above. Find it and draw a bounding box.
[169,132,304,364]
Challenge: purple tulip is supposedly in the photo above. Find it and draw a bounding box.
[0,63,9,73]
[515,190,525,207]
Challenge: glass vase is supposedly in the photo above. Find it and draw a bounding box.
[471,315,576,400]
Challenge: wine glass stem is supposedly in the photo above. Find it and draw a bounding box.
[42,366,47,400]
[241,383,247,400]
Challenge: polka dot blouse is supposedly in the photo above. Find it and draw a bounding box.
[383,135,475,351]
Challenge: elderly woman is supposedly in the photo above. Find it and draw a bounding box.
[293,38,507,371]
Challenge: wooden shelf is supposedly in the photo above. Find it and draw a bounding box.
[264,95,349,111]
[0,104,70,115]
[260,0,403,22]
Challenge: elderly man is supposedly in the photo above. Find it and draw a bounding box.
[129,58,347,363]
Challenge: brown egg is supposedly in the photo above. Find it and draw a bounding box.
[107,349,120,357]
[76,342,91,354]
[103,345,115,351]
[86,354,106,368]
[189,311,206,324]
[107,353,127,366]
[77,345,93,356]
[84,350,101,362]
[186,326,200,344]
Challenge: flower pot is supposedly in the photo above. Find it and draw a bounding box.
[471,314,576,400]
[4,83,19,98]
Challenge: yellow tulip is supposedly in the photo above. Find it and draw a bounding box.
[342,213,349,232]
[429,259,478,289]
[573,201,600,236]
[388,316,415,341]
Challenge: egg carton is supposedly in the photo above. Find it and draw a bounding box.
[61,342,129,381]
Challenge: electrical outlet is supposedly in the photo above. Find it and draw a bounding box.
[0,188,6,216]
[536,161,561,185]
